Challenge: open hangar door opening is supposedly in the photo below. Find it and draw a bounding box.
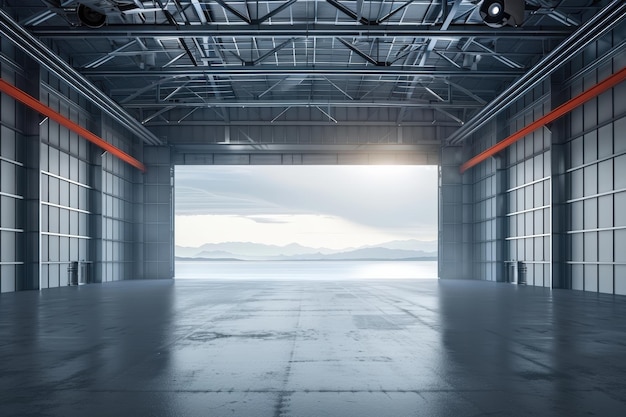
[2,2,626,416]
[173,163,439,280]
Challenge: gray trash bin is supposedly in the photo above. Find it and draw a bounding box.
[68,261,79,286]
[517,261,527,285]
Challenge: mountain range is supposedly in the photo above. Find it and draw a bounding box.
[176,239,437,261]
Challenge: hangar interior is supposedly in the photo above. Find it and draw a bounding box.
[0,0,624,293]
[2,1,626,416]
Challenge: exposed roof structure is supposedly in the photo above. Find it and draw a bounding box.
[1,1,617,151]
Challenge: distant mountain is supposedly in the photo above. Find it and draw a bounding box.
[308,247,435,261]
[369,239,438,253]
[177,241,337,258]
[176,239,437,261]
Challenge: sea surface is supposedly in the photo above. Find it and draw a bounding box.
[175,260,438,280]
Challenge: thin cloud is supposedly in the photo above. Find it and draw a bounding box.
[175,165,437,243]
[246,216,292,224]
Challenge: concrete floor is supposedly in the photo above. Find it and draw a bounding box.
[1,279,626,416]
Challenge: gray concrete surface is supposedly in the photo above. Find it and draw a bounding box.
[1,278,626,416]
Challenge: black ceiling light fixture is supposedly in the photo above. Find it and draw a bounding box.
[77,4,107,28]
[479,0,525,28]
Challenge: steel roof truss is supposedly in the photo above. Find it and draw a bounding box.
[214,0,251,23]
[337,38,389,66]
[177,106,200,123]
[213,0,298,24]
[323,77,354,100]
[190,0,208,23]
[470,40,523,69]
[435,107,463,124]
[83,39,137,69]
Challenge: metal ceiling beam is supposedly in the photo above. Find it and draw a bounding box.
[30,25,572,38]
[326,0,370,25]
[470,40,523,69]
[119,75,187,103]
[142,105,176,124]
[0,9,161,145]
[83,67,524,77]
[419,0,462,66]
[173,143,440,153]
[123,100,484,108]
[257,0,299,24]
[82,39,138,69]
[148,120,462,127]
[213,0,251,23]
[337,38,389,66]
[323,77,353,100]
[190,0,208,24]
[377,1,417,24]
[443,79,486,104]
[246,38,296,65]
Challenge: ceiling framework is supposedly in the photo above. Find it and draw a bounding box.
[1,0,611,150]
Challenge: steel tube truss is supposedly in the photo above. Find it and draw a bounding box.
[0,10,162,145]
[447,0,626,145]
[83,67,524,77]
[30,25,573,38]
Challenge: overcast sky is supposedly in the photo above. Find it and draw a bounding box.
[175,165,438,249]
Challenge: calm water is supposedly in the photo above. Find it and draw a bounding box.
[175,260,438,280]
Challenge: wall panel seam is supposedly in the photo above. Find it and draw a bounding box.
[506,176,550,192]
[41,232,91,239]
[567,226,626,233]
[41,201,90,214]
[41,170,91,189]
[0,227,23,232]
[0,191,24,200]
[567,188,626,203]
[506,233,550,239]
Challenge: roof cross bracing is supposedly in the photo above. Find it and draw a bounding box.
[1,0,612,147]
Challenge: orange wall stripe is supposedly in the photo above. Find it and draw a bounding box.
[460,66,626,174]
[0,78,146,172]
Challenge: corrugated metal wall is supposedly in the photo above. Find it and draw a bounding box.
[504,81,553,288]
[0,38,27,292]
[446,21,626,294]
[0,36,159,292]
[561,26,626,294]
[439,146,472,280]
[39,73,93,288]
[99,117,142,283]
[142,146,173,280]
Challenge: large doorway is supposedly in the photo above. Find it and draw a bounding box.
[174,165,437,279]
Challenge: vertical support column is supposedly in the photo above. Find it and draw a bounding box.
[550,124,568,289]
[90,145,103,284]
[550,72,568,289]
[23,133,40,290]
[142,146,173,279]
[439,145,472,279]
[20,64,40,290]
[494,154,508,282]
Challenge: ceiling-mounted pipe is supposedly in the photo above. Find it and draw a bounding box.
[447,0,626,145]
[0,78,146,173]
[0,10,161,146]
[459,66,626,174]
